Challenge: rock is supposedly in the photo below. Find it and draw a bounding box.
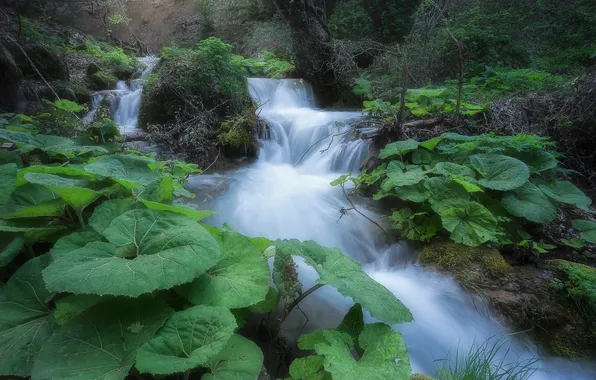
[0,42,23,112]
[114,65,136,80]
[89,71,117,90]
[410,375,434,380]
[18,44,70,81]
[86,62,102,76]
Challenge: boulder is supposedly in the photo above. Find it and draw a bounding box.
[0,42,23,112]
[86,62,102,76]
[89,71,117,90]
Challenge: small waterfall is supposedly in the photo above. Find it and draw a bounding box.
[188,78,596,379]
[84,56,158,136]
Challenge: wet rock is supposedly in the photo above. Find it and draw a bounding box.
[89,71,117,90]
[86,62,102,76]
[0,42,23,112]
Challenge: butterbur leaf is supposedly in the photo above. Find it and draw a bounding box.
[378,140,419,159]
[572,219,596,243]
[470,154,530,191]
[32,297,172,380]
[338,304,364,342]
[84,154,158,190]
[249,287,280,314]
[426,177,470,214]
[15,165,98,186]
[561,238,585,249]
[538,181,591,211]
[0,232,24,267]
[289,356,326,380]
[49,231,102,259]
[140,200,213,221]
[0,255,53,377]
[299,329,354,350]
[0,163,17,208]
[23,172,100,214]
[394,183,430,203]
[89,199,143,234]
[2,183,63,218]
[387,168,427,187]
[135,305,237,375]
[433,162,476,178]
[502,183,557,223]
[177,225,270,308]
[53,294,105,326]
[419,136,443,151]
[202,334,264,380]
[511,150,557,173]
[275,240,413,324]
[453,177,484,193]
[309,324,410,380]
[441,202,498,246]
[43,210,220,296]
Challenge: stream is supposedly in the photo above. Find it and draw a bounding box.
[92,61,596,379]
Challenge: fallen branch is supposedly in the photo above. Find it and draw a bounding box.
[402,117,444,129]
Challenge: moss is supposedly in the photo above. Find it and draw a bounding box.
[410,374,434,380]
[86,62,102,76]
[217,105,259,156]
[89,72,117,90]
[419,242,510,277]
[547,259,596,319]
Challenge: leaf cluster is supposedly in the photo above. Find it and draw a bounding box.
[345,133,592,249]
[0,122,413,379]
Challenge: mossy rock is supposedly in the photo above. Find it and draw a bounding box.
[547,259,596,319]
[17,44,69,81]
[410,374,434,380]
[86,62,102,76]
[217,105,259,157]
[419,242,510,281]
[113,65,138,80]
[89,71,117,90]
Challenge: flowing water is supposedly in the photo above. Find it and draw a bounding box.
[84,56,158,135]
[188,78,596,379]
[97,67,596,378]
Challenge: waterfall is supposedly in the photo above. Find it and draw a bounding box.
[186,78,596,379]
[84,56,158,136]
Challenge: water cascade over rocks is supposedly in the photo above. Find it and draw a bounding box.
[186,78,596,379]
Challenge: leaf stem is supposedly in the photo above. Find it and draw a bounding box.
[183,370,191,380]
[77,211,85,228]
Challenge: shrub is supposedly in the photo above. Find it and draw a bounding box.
[234,51,295,78]
[550,260,596,319]
[336,133,591,250]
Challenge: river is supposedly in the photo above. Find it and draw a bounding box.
[95,62,596,379]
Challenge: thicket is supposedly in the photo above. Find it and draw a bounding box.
[335,133,592,253]
[0,107,418,379]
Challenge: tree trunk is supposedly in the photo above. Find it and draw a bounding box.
[274,0,342,105]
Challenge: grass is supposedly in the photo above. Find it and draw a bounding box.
[434,335,539,380]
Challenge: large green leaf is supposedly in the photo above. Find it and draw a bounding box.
[0,232,24,267]
[470,154,530,191]
[538,181,591,211]
[378,140,419,159]
[433,162,476,178]
[49,230,102,259]
[305,324,410,380]
[43,210,220,296]
[23,172,100,214]
[275,240,413,324]
[572,219,596,243]
[0,163,17,209]
[394,183,430,203]
[511,150,557,173]
[425,177,470,214]
[88,199,142,235]
[502,182,557,223]
[31,297,172,380]
[289,356,327,380]
[202,334,264,380]
[441,202,498,246]
[2,183,63,218]
[386,168,427,187]
[177,225,269,308]
[53,294,105,326]
[0,255,54,377]
[140,200,213,221]
[16,165,98,186]
[338,304,364,342]
[135,305,237,375]
[84,155,159,190]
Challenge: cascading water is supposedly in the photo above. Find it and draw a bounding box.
[84,56,157,135]
[188,78,596,379]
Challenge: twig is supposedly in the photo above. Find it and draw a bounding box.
[294,130,350,167]
[283,284,324,324]
[202,150,220,172]
[339,183,387,235]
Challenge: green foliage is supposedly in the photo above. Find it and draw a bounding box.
[0,119,413,378]
[434,336,538,380]
[234,51,295,78]
[346,133,591,247]
[550,260,596,320]
[81,41,141,78]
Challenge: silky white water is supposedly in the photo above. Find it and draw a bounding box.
[188,78,596,379]
[84,56,157,135]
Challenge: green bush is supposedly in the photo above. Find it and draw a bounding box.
[234,51,294,78]
[336,133,591,249]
